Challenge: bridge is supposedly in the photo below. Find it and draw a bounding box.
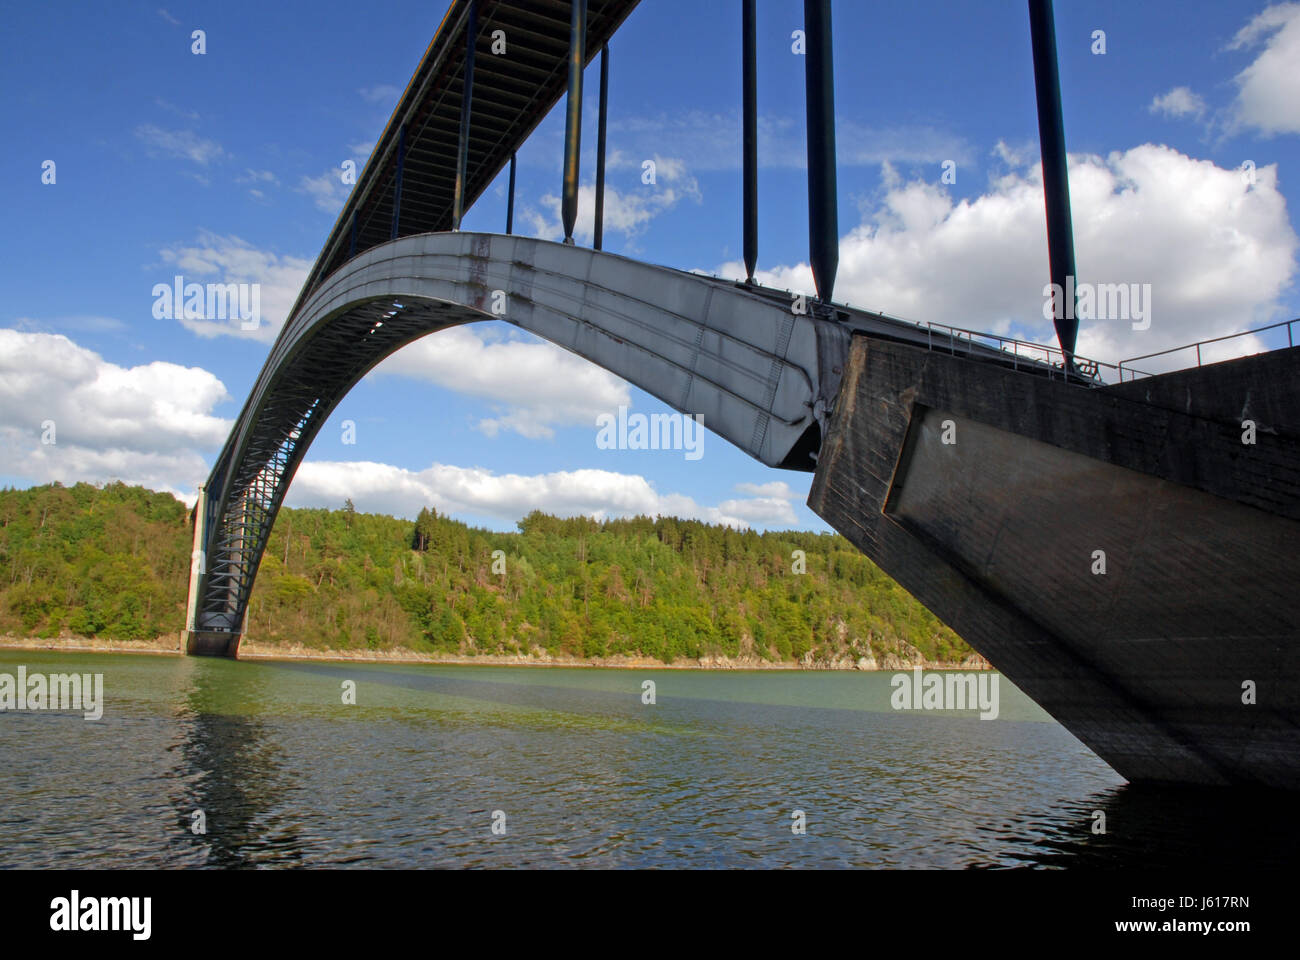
[184,0,1300,791]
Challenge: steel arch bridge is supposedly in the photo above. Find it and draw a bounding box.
[184,230,1026,654]
[181,0,1300,789]
[185,0,1053,656]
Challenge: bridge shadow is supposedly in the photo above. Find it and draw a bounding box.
[979,781,1300,869]
[166,656,308,868]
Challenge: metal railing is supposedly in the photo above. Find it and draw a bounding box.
[919,320,1136,383]
[1117,318,1299,382]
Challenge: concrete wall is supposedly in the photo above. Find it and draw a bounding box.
[809,336,1300,789]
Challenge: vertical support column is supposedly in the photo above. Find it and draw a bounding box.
[743,0,758,283]
[391,124,406,241]
[803,0,838,303]
[453,0,478,231]
[348,211,358,257]
[506,152,517,234]
[1028,0,1078,362]
[184,483,207,639]
[594,44,609,250]
[562,0,587,245]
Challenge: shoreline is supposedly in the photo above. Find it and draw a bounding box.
[0,634,990,672]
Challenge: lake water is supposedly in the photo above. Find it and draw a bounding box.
[1,649,1293,869]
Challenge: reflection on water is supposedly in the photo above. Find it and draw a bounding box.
[0,650,1295,868]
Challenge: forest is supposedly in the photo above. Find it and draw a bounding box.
[0,482,972,665]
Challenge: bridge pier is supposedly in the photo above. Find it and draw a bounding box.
[809,335,1300,789]
[184,482,243,657]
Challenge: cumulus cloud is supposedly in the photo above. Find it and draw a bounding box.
[135,124,227,167]
[715,144,1297,371]
[299,169,351,213]
[0,330,230,499]
[157,232,311,342]
[1149,86,1207,120]
[370,325,631,439]
[524,154,701,243]
[288,460,799,529]
[1227,2,1300,136]
[358,84,401,104]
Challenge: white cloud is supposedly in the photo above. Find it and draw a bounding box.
[288,459,797,529]
[715,144,1297,371]
[299,170,350,213]
[524,154,701,243]
[734,480,795,499]
[1149,86,1207,120]
[157,8,180,26]
[158,232,311,343]
[371,325,631,439]
[135,124,227,167]
[1227,3,1300,136]
[359,84,401,104]
[236,168,278,185]
[14,315,125,334]
[0,330,230,499]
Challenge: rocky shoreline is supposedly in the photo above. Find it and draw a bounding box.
[0,634,991,672]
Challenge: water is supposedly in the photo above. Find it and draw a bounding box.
[1,649,1294,869]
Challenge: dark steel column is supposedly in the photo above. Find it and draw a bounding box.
[506,152,516,234]
[594,45,609,250]
[349,211,357,257]
[453,0,478,230]
[391,124,406,240]
[1029,0,1078,361]
[562,0,587,245]
[743,0,758,283]
[804,0,838,303]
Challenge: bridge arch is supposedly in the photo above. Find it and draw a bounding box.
[187,231,841,654]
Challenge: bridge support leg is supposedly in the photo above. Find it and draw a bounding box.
[1028,0,1078,362]
[452,0,478,230]
[561,0,587,245]
[810,335,1300,789]
[743,0,758,283]
[594,44,609,250]
[803,0,837,303]
[183,485,241,657]
[391,124,406,240]
[506,152,516,234]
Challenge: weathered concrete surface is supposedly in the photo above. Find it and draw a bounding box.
[185,631,241,658]
[809,336,1300,789]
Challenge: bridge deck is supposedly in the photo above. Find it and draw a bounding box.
[296,0,641,317]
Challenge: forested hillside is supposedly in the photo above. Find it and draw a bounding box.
[0,482,972,665]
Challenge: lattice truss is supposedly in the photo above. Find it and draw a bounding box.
[195,298,465,634]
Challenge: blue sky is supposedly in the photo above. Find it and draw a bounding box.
[2,0,1298,532]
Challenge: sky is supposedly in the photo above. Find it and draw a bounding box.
[2,0,1298,533]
